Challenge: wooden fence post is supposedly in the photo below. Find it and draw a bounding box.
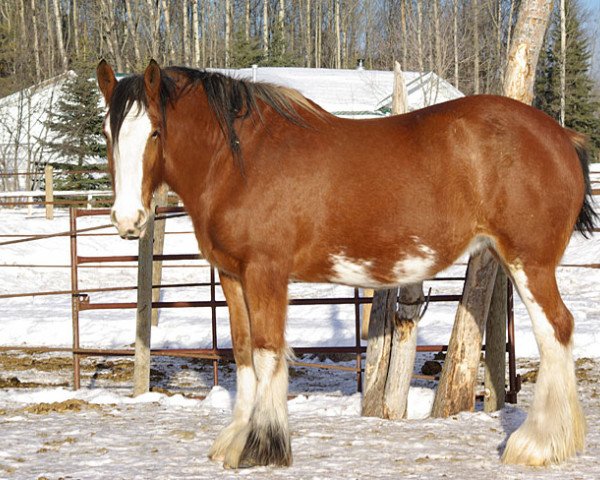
[133,211,155,397]
[362,288,396,417]
[431,249,498,417]
[361,288,374,340]
[151,184,169,327]
[383,283,424,419]
[484,268,508,412]
[45,165,54,220]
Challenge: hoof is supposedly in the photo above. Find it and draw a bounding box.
[208,421,246,463]
[238,422,292,468]
[502,418,584,466]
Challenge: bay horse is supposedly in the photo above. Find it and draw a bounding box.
[96,59,596,468]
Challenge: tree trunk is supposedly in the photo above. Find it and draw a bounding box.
[182,0,189,65]
[473,0,480,94]
[401,0,407,69]
[484,268,508,413]
[416,0,424,73]
[201,0,207,66]
[146,0,160,60]
[362,289,396,417]
[225,0,231,67]
[334,0,341,69]
[432,249,499,417]
[72,0,80,58]
[279,0,286,53]
[52,0,68,71]
[315,1,321,67]
[453,0,459,88]
[433,0,442,75]
[161,0,175,62]
[101,0,123,72]
[31,0,42,83]
[45,0,55,76]
[560,0,566,127]
[192,0,200,67]
[383,284,423,419]
[305,0,311,67]
[245,0,251,43]
[503,0,553,104]
[263,0,269,55]
[125,0,141,67]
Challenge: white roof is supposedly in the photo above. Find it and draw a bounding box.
[217,67,463,116]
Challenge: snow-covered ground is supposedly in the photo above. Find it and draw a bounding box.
[0,164,599,479]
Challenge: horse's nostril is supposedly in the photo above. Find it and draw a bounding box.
[135,209,148,229]
[110,210,118,225]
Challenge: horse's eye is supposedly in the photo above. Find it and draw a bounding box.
[151,130,160,139]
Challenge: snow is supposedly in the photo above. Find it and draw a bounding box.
[0,165,598,478]
[221,67,464,114]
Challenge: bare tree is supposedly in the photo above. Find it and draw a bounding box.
[52,0,68,71]
[125,0,141,68]
[225,0,231,67]
[30,0,42,83]
[182,0,189,65]
[473,0,480,94]
[192,0,200,67]
[263,0,269,55]
[504,0,554,104]
[161,0,176,62]
[560,0,566,126]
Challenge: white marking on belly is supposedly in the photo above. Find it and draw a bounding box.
[391,253,436,284]
[329,254,376,287]
[328,245,437,288]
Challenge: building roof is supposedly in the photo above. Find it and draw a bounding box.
[217,66,463,117]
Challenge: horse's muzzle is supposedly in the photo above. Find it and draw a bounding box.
[111,208,148,240]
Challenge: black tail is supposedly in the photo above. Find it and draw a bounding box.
[569,132,598,237]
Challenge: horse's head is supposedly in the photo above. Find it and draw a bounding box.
[96,59,164,239]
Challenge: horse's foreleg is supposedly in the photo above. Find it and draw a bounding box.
[224,264,292,468]
[209,271,256,463]
[502,265,585,466]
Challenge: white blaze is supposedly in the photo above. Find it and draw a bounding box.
[110,105,153,234]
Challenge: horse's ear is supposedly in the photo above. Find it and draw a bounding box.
[96,59,117,104]
[144,59,161,105]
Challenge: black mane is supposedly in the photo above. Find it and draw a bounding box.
[107,67,321,169]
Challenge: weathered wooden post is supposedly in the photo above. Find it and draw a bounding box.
[362,288,396,417]
[383,284,424,418]
[432,249,498,417]
[484,268,508,412]
[133,209,155,396]
[45,164,54,220]
[151,184,169,327]
[363,62,424,420]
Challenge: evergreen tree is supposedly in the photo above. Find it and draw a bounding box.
[535,0,600,161]
[43,62,109,190]
[230,31,264,68]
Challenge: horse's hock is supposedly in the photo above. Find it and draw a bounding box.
[68,206,520,414]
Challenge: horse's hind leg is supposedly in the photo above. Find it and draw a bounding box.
[224,263,292,468]
[208,271,256,463]
[502,264,585,466]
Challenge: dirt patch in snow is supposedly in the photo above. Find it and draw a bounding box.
[22,399,103,414]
